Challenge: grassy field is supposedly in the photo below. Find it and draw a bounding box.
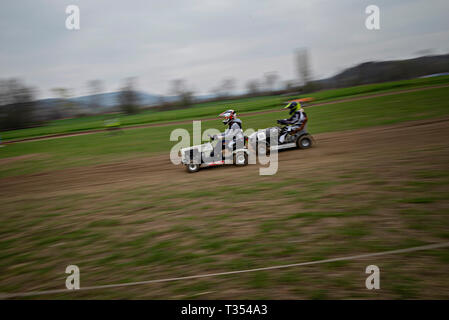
[2,75,449,141]
[1,86,449,178]
[0,85,448,299]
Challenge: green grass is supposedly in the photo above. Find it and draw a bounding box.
[336,223,371,238]
[88,219,121,228]
[307,75,449,102]
[403,197,436,204]
[1,153,448,298]
[1,86,449,178]
[2,75,449,141]
[0,79,448,299]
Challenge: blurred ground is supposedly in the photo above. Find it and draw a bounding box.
[1,116,448,299]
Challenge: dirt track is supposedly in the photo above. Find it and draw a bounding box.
[1,117,449,299]
[5,83,449,144]
[2,116,449,198]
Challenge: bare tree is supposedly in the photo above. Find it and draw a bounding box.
[264,72,279,92]
[157,95,167,108]
[51,87,72,100]
[210,86,222,98]
[170,79,194,107]
[221,78,236,97]
[0,79,36,130]
[211,78,236,98]
[246,79,260,96]
[51,87,78,117]
[118,77,140,115]
[87,79,104,110]
[295,48,311,86]
[170,79,186,97]
[283,80,296,92]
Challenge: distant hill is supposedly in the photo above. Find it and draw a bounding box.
[35,53,449,118]
[36,91,216,116]
[34,91,179,119]
[315,53,449,89]
[69,91,172,109]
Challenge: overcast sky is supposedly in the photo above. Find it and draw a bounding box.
[1,0,448,98]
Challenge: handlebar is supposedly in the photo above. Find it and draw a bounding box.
[209,134,223,141]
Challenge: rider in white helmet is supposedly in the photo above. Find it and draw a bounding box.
[212,109,244,154]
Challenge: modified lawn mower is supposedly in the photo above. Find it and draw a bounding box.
[248,125,313,154]
[180,135,249,173]
[248,97,314,154]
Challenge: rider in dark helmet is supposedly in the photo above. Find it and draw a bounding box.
[277,101,308,143]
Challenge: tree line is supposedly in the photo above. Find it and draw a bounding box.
[3,49,446,131]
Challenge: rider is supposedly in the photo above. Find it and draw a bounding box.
[213,109,244,154]
[277,101,308,143]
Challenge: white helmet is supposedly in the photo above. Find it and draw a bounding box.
[219,109,236,125]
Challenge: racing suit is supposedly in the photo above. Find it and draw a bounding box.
[279,110,307,143]
[211,118,244,159]
[220,118,244,150]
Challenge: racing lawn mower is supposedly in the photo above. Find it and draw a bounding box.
[180,135,249,173]
[248,97,314,154]
[248,124,313,154]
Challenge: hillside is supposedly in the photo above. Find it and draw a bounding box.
[316,53,449,89]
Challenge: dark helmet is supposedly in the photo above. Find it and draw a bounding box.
[284,101,300,115]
